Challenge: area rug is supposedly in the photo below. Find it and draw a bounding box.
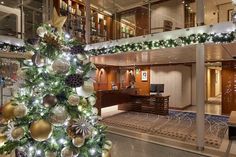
[102,111,228,148]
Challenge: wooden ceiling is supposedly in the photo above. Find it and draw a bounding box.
[90,43,236,66]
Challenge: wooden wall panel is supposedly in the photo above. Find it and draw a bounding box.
[222,61,236,115]
[136,7,149,36]
[135,66,150,96]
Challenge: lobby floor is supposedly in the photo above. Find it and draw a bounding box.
[107,133,207,157]
[184,96,222,115]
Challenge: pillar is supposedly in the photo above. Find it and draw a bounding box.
[196,44,205,150]
[85,0,91,44]
[196,0,204,26]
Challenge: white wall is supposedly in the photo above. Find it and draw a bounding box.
[150,65,192,108]
[151,0,184,33]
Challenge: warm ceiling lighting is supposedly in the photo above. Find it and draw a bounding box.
[0,1,4,4]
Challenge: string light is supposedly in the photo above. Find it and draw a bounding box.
[36,150,42,155]
[29,146,34,151]
[59,138,67,144]
[88,31,236,56]
[89,148,96,155]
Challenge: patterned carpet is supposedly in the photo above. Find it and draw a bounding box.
[102,111,228,148]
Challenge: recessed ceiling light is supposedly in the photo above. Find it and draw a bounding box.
[1,1,4,4]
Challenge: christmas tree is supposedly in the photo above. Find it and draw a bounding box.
[0,23,111,157]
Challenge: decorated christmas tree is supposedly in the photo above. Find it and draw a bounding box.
[0,10,111,157]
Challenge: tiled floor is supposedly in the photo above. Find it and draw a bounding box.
[107,133,207,157]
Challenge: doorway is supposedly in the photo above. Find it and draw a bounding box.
[206,64,222,115]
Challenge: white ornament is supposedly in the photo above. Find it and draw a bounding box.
[92,107,98,115]
[14,104,28,118]
[37,27,47,37]
[68,94,80,106]
[52,59,70,74]
[77,53,87,61]
[88,96,96,106]
[50,106,69,126]
[61,147,73,157]
[76,80,94,98]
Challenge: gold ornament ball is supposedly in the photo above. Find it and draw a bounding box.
[72,137,85,148]
[45,151,57,157]
[2,102,15,120]
[0,133,7,146]
[11,127,24,140]
[61,147,73,157]
[13,104,28,118]
[104,140,112,150]
[29,119,53,142]
[102,150,111,157]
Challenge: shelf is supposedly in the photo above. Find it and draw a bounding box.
[0,51,31,59]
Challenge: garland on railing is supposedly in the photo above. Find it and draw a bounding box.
[0,42,25,52]
[0,31,236,56]
[87,31,236,56]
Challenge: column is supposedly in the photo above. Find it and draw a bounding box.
[196,0,204,26]
[85,0,91,44]
[20,0,24,39]
[196,44,205,150]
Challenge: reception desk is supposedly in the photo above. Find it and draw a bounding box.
[96,88,169,116]
[96,88,137,115]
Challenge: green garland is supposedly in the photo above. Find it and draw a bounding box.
[1,31,236,57]
[0,42,25,52]
[88,31,236,56]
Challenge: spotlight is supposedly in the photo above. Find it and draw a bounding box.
[0,1,4,4]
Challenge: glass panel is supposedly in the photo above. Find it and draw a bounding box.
[0,13,17,37]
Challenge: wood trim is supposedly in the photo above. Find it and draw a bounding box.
[0,51,30,59]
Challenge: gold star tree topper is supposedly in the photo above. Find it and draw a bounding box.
[50,8,67,32]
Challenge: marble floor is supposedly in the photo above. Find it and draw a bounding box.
[184,96,222,115]
[107,133,207,157]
